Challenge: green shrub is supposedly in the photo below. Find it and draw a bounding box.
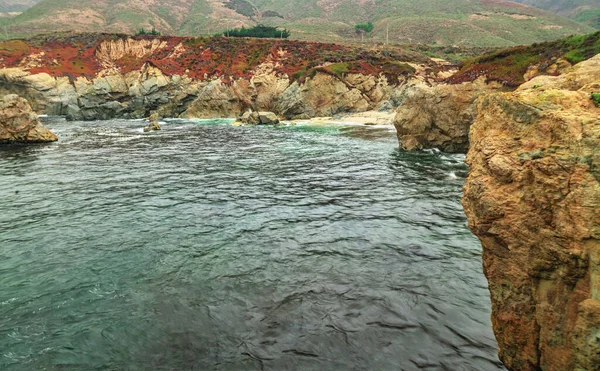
[355,22,374,33]
[136,27,161,36]
[591,92,600,107]
[224,25,290,39]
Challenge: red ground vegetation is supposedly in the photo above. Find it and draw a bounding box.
[447,31,600,87]
[0,33,431,83]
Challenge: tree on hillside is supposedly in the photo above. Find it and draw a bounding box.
[223,24,290,39]
[136,27,161,36]
[355,22,374,42]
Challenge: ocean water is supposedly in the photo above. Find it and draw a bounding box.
[0,118,505,371]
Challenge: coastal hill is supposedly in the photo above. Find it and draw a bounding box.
[514,0,600,28]
[0,0,38,12]
[0,0,594,46]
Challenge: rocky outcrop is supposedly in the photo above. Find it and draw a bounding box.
[235,111,280,126]
[0,94,58,143]
[143,121,161,132]
[462,54,600,370]
[393,77,505,153]
[0,35,431,122]
[0,64,402,122]
[523,57,572,82]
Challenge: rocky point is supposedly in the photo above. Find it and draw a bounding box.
[0,94,57,144]
[462,54,600,371]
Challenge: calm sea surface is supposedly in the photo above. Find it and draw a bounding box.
[0,118,505,371]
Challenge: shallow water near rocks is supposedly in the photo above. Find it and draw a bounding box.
[0,118,505,371]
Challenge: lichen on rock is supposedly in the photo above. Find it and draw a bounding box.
[462,54,600,371]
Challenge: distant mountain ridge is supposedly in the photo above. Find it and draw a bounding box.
[0,0,40,12]
[513,0,600,27]
[0,0,595,46]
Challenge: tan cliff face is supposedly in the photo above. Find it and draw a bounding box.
[462,54,600,371]
[95,38,169,72]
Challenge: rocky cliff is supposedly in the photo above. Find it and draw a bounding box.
[0,33,432,121]
[393,77,505,153]
[0,94,57,143]
[462,54,600,370]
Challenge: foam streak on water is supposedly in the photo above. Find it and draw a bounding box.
[0,118,505,371]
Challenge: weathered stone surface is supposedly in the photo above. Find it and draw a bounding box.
[393,77,504,153]
[257,111,279,125]
[0,61,401,123]
[275,73,385,119]
[237,111,280,125]
[524,58,572,82]
[0,94,58,143]
[462,54,600,371]
[143,121,161,132]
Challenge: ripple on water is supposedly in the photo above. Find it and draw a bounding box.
[0,118,505,371]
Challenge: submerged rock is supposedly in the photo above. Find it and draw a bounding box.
[462,54,600,371]
[0,94,58,144]
[143,121,161,132]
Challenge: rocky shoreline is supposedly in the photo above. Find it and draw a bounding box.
[2,32,600,371]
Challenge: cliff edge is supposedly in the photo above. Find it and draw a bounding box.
[462,54,600,370]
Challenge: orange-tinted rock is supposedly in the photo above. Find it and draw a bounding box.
[463,54,600,370]
[0,94,57,143]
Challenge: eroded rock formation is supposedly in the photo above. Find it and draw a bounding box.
[0,94,57,143]
[0,34,432,122]
[462,54,600,370]
[393,77,505,153]
[0,64,401,122]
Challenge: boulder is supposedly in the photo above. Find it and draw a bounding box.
[0,94,58,144]
[462,54,600,371]
[257,111,280,125]
[238,110,279,125]
[143,121,161,132]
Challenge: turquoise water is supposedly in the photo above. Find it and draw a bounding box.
[0,118,504,371]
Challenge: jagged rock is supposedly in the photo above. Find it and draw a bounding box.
[462,54,600,371]
[246,111,261,125]
[0,94,58,143]
[1,62,401,122]
[276,72,379,119]
[143,121,161,132]
[393,77,504,153]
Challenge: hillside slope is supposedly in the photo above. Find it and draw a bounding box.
[448,30,600,86]
[514,0,600,28]
[0,0,594,47]
[0,0,40,12]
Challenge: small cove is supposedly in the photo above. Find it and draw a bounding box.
[0,118,505,371]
